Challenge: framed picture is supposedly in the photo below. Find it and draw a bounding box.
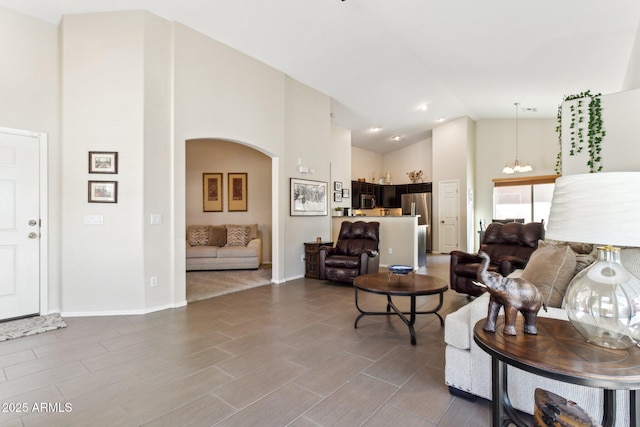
[334,181,342,191]
[88,181,117,203]
[89,151,118,174]
[203,173,223,212]
[291,178,328,216]
[228,172,248,212]
[342,188,350,198]
[334,192,342,202]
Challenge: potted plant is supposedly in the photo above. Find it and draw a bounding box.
[333,207,343,217]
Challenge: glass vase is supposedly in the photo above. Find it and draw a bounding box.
[563,246,640,349]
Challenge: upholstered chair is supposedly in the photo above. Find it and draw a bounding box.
[319,221,380,284]
[450,221,545,297]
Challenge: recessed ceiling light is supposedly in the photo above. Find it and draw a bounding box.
[436,117,446,122]
[418,104,428,111]
[370,127,381,132]
[391,135,403,142]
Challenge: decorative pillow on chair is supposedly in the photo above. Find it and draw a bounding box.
[187,225,211,246]
[521,240,576,308]
[226,225,249,246]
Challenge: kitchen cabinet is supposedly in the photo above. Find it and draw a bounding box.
[352,181,432,209]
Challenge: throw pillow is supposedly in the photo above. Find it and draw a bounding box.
[208,225,227,247]
[545,238,596,275]
[521,240,577,308]
[187,225,211,246]
[226,225,249,246]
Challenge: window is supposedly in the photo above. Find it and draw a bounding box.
[492,175,559,225]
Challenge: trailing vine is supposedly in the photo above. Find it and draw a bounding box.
[555,90,606,174]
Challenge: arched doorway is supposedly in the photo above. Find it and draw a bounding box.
[183,138,274,301]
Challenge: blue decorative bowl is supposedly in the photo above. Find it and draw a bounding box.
[388,265,413,275]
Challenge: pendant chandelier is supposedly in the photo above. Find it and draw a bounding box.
[502,102,533,174]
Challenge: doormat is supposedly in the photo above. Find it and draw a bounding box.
[0,313,67,342]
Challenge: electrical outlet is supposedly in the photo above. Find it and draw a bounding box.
[388,248,393,254]
[301,254,305,262]
[150,276,158,287]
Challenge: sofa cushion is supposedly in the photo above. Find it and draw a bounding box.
[187,225,211,246]
[186,245,218,258]
[545,238,596,275]
[208,225,227,247]
[521,240,576,308]
[226,225,249,246]
[217,245,257,258]
[444,301,473,350]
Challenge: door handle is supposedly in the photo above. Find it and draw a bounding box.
[28,232,38,239]
[29,220,38,226]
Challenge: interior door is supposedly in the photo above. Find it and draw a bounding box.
[439,180,459,253]
[0,129,41,320]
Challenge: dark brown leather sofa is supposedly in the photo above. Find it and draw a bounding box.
[319,221,380,284]
[449,221,545,297]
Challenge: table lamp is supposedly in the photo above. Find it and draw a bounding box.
[546,172,640,349]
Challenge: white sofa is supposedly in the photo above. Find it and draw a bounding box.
[186,224,262,271]
[444,244,640,427]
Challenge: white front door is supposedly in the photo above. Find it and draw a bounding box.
[0,129,41,320]
[439,180,459,254]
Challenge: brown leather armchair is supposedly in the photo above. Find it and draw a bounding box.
[319,221,380,284]
[450,221,545,297]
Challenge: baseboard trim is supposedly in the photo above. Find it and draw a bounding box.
[62,301,187,317]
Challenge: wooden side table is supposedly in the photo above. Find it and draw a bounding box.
[474,316,640,427]
[304,241,333,279]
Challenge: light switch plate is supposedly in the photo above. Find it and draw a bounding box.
[84,214,104,225]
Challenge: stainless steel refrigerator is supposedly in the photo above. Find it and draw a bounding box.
[401,193,432,257]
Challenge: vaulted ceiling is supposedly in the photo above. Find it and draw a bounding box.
[2,0,639,153]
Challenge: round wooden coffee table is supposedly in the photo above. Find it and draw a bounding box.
[353,272,448,345]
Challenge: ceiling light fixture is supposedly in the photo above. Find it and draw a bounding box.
[418,104,428,111]
[391,135,403,142]
[370,127,381,132]
[502,102,533,174]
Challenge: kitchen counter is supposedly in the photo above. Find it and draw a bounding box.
[331,216,426,268]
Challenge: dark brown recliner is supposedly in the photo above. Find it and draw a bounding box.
[319,221,380,284]
[449,221,545,297]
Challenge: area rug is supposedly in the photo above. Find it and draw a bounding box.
[186,266,273,302]
[0,313,67,342]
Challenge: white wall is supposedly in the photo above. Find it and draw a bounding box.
[185,139,272,262]
[475,118,557,248]
[561,89,640,175]
[173,23,288,295]
[330,125,352,212]
[623,23,640,91]
[61,12,147,314]
[351,146,383,182]
[0,7,337,315]
[143,13,174,310]
[383,137,433,185]
[284,77,332,279]
[432,117,474,253]
[0,6,60,312]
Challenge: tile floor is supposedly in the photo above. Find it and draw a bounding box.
[0,255,494,426]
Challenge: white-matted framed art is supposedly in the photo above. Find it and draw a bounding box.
[290,178,328,216]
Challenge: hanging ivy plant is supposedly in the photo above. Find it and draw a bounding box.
[555,90,606,174]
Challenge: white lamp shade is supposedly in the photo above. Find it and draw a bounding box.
[546,172,640,247]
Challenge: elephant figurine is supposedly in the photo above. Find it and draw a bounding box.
[474,251,544,336]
